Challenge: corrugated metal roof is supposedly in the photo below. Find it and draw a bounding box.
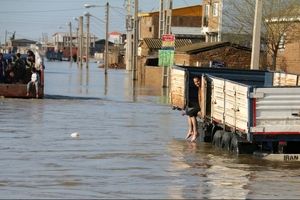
[143,38,192,49]
[176,42,252,54]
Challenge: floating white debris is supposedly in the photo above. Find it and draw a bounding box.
[70,132,80,138]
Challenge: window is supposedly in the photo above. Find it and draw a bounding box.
[205,4,210,16]
[213,3,219,17]
[279,33,286,51]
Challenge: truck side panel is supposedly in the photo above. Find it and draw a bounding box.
[273,72,299,86]
[211,76,249,133]
[224,81,249,133]
[252,87,300,135]
[211,78,225,124]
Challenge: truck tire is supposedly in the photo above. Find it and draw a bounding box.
[203,123,213,142]
[230,134,239,154]
[212,130,223,147]
[221,131,232,151]
[197,121,205,142]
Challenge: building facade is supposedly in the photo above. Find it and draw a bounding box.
[202,0,223,42]
[271,20,300,74]
[175,42,267,69]
[139,5,203,41]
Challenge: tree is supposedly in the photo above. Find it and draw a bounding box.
[222,0,300,70]
[265,1,300,70]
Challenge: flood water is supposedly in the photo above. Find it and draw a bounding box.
[0,61,300,199]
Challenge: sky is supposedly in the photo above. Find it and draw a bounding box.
[0,0,202,44]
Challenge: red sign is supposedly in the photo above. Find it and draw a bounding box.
[162,34,175,48]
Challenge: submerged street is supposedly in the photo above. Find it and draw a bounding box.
[0,61,299,199]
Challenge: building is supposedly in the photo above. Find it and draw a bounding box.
[202,0,222,42]
[136,4,204,82]
[141,38,192,60]
[202,0,252,45]
[109,32,123,44]
[139,4,204,41]
[141,38,192,86]
[3,39,37,53]
[266,9,300,74]
[52,32,97,54]
[175,42,267,69]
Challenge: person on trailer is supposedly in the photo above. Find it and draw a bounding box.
[0,53,7,83]
[25,50,35,82]
[26,67,40,98]
[13,53,26,83]
[4,60,15,83]
[184,76,201,142]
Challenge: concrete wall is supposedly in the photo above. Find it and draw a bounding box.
[144,66,163,90]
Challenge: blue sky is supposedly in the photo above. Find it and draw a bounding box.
[0,0,202,44]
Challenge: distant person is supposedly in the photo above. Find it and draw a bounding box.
[26,67,40,98]
[0,53,7,83]
[13,53,26,83]
[4,61,15,83]
[184,76,201,142]
[25,50,36,82]
[25,50,35,69]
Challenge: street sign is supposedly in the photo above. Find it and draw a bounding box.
[162,34,175,48]
[159,49,174,67]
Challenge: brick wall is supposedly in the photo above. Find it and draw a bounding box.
[140,16,155,39]
[175,46,267,69]
[274,23,300,74]
[174,53,191,66]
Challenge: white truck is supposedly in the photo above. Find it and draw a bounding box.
[171,66,300,159]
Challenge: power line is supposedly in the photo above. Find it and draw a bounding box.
[0,8,84,14]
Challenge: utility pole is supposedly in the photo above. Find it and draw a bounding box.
[76,27,79,64]
[68,21,73,63]
[132,0,139,80]
[250,0,263,70]
[125,0,133,71]
[4,30,7,48]
[165,0,172,34]
[218,0,223,42]
[85,12,90,68]
[79,16,84,67]
[105,2,109,75]
[158,0,165,38]
[159,0,175,88]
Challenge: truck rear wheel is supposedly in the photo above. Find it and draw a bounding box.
[221,131,232,151]
[230,134,239,154]
[212,130,223,147]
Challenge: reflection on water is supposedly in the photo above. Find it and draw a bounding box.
[166,140,250,199]
[0,61,300,198]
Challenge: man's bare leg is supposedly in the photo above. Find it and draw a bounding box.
[190,116,199,142]
[186,116,193,140]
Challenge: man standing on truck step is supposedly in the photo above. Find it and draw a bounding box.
[184,77,201,142]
